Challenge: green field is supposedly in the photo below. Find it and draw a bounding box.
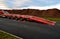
[41,17,60,22]
[0,17,60,39]
[0,30,23,39]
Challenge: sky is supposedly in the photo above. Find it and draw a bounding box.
[0,0,60,9]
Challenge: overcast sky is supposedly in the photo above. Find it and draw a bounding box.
[0,0,60,9]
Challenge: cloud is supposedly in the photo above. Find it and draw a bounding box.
[40,0,55,3]
[19,4,60,10]
[12,0,31,8]
[0,0,60,9]
[20,0,60,7]
[0,0,9,9]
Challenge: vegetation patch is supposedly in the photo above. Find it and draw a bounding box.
[43,17,60,22]
[0,30,23,39]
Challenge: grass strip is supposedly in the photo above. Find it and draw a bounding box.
[0,30,23,39]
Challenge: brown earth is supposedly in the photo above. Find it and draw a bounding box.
[2,8,60,18]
